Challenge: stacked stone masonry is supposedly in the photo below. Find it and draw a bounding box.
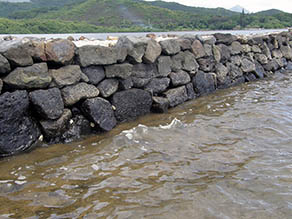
[1,32,292,156]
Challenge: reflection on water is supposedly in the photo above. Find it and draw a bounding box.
[0,71,292,218]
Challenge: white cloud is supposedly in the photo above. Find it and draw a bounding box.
[146,0,292,13]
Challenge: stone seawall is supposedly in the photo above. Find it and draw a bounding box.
[0,31,292,156]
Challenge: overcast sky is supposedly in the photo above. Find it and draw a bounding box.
[147,0,292,13]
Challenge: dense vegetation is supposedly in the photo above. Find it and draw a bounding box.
[0,0,291,34]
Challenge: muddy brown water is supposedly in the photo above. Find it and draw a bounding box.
[0,71,292,218]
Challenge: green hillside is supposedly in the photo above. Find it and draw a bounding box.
[0,0,291,34]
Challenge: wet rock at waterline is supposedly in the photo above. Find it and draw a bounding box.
[111,89,152,122]
[0,91,40,155]
[82,97,117,132]
[192,71,216,95]
[164,86,188,107]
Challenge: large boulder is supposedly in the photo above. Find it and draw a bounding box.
[169,70,191,86]
[214,33,237,45]
[157,56,172,77]
[61,82,100,106]
[0,39,33,67]
[50,65,81,87]
[82,97,117,132]
[163,86,188,107]
[241,58,256,73]
[0,54,11,74]
[39,109,72,140]
[144,77,170,94]
[81,66,105,85]
[105,63,133,79]
[143,39,162,63]
[0,91,40,155]
[29,88,64,120]
[111,89,152,122]
[4,63,51,89]
[45,39,75,65]
[76,45,121,67]
[160,39,181,55]
[192,71,216,95]
[191,40,206,59]
[97,79,119,98]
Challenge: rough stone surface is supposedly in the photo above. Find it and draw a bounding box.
[242,44,251,53]
[29,88,64,120]
[177,38,192,50]
[132,63,157,78]
[280,46,292,59]
[157,56,172,77]
[0,79,2,94]
[241,58,256,73]
[143,39,162,63]
[105,63,133,79]
[160,39,181,55]
[169,70,191,86]
[230,55,241,66]
[119,78,133,90]
[252,45,262,53]
[81,66,105,85]
[227,63,243,79]
[28,40,47,62]
[77,45,121,67]
[192,71,216,95]
[0,90,40,155]
[231,41,243,55]
[214,33,237,45]
[132,77,151,88]
[61,82,100,106]
[204,44,213,56]
[213,45,221,63]
[244,73,257,82]
[40,109,72,140]
[254,62,265,79]
[111,89,152,122]
[263,59,279,71]
[261,43,272,60]
[97,79,119,98]
[198,35,216,45]
[191,40,206,59]
[4,63,51,89]
[152,96,169,113]
[144,78,170,94]
[172,51,199,73]
[0,54,11,74]
[51,65,81,87]
[255,54,268,65]
[272,50,283,59]
[45,39,75,65]
[0,39,33,67]
[163,86,188,107]
[217,44,231,63]
[186,83,196,100]
[197,56,216,72]
[215,63,229,84]
[82,97,116,132]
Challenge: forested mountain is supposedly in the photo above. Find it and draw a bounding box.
[0,0,291,34]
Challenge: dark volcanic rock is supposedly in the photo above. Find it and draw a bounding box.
[119,78,133,90]
[192,71,216,95]
[4,63,51,89]
[143,39,162,63]
[169,70,191,86]
[50,65,82,87]
[0,54,11,74]
[186,83,196,100]
[132,63,157,78]
[105,63,133,79]
[171,51,199,73]
[241,58,256,73]
[82,97,117,132]
[157,56,172,77]
[163,86,188,107]
[81,66,105,85]
[111,89,152,122]
[191,40,206,59]
[144,78,170,94]
[39,109,72,140]
[214,33,237,45]
[197,56,216,72]
[97,79,119,98]
[45,39,75,65]
[217,44,231,63]
[29,88,64,120]
[132,77,151,88]
[244,73,257,82]
[263,59,280,71]
[0,90,40,155]
[254,62,265,79]
[61,82,100,106]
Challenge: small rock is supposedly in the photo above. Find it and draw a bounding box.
[4,63,51,89]
[252,45,261,53]
[132,63,157,78]
[169,70,191,86]
[215,63,229,84]
[197,56,216,72]
[50,65,81,87]
[144,78,170,94]
[231,41,243,55]
[217,44,231,63]
[163,86,188,107]
[214,33,237,45]
[132,77,151,88]
[160,39,181,55]
[61,82,100,106]
[111,89,152,122]
[119,78,133,90]
[81,66,105,85]
[254,62,265,79]
[97,79,119,98]
[280,46,292,59]
[213,45,221,63]
[157,56,172,77]
[177,38,192,50]
[29,88,64,120]
[143,39,162,63]
[254,54,268,65]
[82,97,117,132]
[241,58,256,73]
[105,63,133,79]
[186,83,196,100]
[263,59,279,71]
[272,50,283,59]
[191,40,206,59]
